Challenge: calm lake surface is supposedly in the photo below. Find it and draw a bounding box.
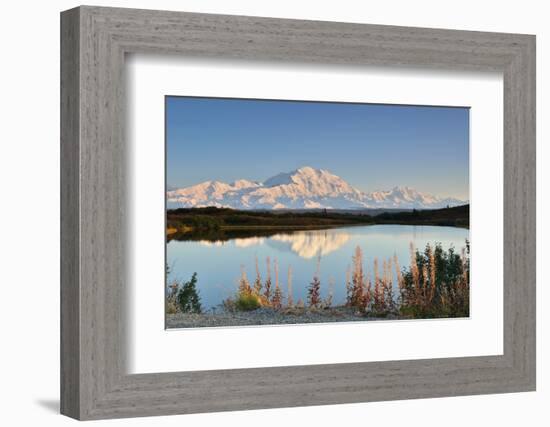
[167,225,469,310]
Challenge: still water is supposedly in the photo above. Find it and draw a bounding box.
[167,225,469,310]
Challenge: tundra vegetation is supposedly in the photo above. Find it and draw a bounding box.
[166,204,470,241]
[166,241,470,320]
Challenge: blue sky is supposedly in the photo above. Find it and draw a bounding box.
[166,96,469,199]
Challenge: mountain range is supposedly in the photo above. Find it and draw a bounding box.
[167,166,466,210]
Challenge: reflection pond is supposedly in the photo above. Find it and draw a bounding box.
[167,225,469,310]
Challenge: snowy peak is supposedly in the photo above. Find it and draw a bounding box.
[365,186,442,209]
[230,179,260,190]
[167,167,466,210]
[263,171,295,188]
[263,166,356,197]
[263,166,322,186]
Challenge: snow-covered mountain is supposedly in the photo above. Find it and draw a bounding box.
[167,166,466,210]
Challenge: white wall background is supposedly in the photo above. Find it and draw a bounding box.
[0,0,546,425]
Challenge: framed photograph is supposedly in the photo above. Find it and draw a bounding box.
[164,97,471,329]
[61,6,536,420]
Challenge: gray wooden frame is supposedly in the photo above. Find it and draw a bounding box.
[60,5,536,420]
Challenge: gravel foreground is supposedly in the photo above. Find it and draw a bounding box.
[166,306,393,328]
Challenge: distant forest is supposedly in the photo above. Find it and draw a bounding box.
[167,204,469,241]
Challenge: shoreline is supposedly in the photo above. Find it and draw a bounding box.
[165,306,467,329]
[166,307,383,328]
[167,222,470,239]
[166,205,470,237]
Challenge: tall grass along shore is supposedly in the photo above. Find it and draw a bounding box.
[166,240,469,328]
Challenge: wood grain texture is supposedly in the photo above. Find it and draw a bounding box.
[60,7,80,419]
[60,6,536,420]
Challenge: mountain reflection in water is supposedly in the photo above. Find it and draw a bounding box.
[198,229,350,259]
[169,225,469,310]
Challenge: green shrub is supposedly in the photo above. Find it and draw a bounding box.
[177,273,202,313]
[235,293,262,311]
[399,242,469,318]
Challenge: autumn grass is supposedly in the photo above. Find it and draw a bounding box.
[221,241,469,320]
